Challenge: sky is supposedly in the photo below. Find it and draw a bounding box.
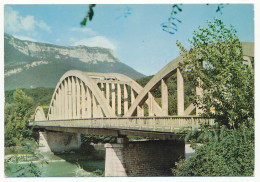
[4,4,254,76]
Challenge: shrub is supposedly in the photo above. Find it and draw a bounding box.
[172,127,254,176]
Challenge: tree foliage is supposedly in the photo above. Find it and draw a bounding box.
[4,89,48,177]
[136,74,195,116]
[5,148,47,177]
[172,19,254,176]
[172,126,254,176]
[80,4,96,26]
[177,19,254,129]
[5,88,34,146]
[5,87,54,109]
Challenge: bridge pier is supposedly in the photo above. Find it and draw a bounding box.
[38,131,81,153]
[104,138,184,177]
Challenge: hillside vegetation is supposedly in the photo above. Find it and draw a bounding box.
[171,19,254,176]
[5,88,54,109]
[4,34,145,90]
[136,74,195,115]
[5,74,196,117]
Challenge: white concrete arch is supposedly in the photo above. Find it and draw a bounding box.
[124,56,184,117]
[34,106,47,121]
[125,42,254,117]
[85,72,164,116]
[46,70,159,120]
[47,70,117,120]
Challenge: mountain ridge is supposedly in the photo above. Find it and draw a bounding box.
[4,34,145,90]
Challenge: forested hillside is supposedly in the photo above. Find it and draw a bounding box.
[4,34,145,90]
[5,73,196,116]
[5,87,54,109]
[136,74,196,115]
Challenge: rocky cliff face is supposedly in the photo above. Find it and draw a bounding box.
[4,34,144,90]
[5,34,119,64]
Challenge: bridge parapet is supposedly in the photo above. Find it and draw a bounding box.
[30,116,213,133]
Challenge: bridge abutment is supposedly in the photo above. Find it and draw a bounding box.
[104,138,184,177]
[38,131,81,153]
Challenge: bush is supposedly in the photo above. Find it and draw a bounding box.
[172,127,254,176]
[4,88,34,147]
[173,19,254,176]
[5,146,47,177]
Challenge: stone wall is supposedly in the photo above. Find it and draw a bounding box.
[39,131,81,153]
[105,143,127,176]
[105,140,184,177]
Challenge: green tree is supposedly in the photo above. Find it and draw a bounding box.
[177,19,254,129]
[172,126,254,176]
[4,89,48,177]
[172,19,254,176]
[5,88,34,146]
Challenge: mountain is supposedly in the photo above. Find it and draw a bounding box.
[4,34,145,90]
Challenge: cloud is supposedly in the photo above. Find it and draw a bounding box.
[4,6,51,33]
[72,36,116,50]
[37,20,51,33]
[70,27,97,35]
[20,15,35,31]
[4,6,20,32]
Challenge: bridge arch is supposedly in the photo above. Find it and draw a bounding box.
[124,56,185,117]
[46,70,163,120]
[47,70,116,120]
[125,42,254,117]
[37,42,253,120]
[34,106,46,121]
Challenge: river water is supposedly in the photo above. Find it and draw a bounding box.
[41,159,105,177]
[5,152,105,177]
[5,144,194,177]
[5,143,106,177]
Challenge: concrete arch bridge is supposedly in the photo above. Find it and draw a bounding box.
[30,42,254,176]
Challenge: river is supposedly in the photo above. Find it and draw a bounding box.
[41,159,105,177]
[5,144,195,177]
[5,144,106,177]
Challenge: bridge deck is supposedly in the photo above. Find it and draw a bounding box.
[29,116,214,133]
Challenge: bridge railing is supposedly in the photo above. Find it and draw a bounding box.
[30,116,214,133]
